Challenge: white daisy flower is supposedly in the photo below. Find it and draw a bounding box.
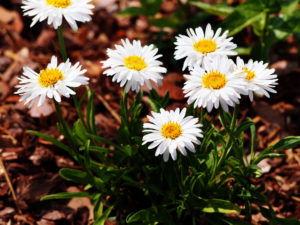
[174,24,237,70]
[22,0,94,31]
[15,56,89,107]
[101,39,167,93]
[183,56,248,112]
[235,57,278,101]
[142,108,203,162]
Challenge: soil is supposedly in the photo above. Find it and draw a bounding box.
[0,0,300,224]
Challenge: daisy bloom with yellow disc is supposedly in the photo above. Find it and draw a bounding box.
[174,24,237,70]
[235,57,278,101]
[15,56,89,107]
[183,56,248,112]
[22,0,94,31]
[101,39,167,93]
[142,108,203,162]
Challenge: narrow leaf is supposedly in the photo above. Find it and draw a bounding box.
[41,192,92,201]
[191,1,234,17]
[27,130,73,154]
[94,206,114,225]
[59,168,89,184]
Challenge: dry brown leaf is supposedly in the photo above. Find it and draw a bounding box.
[28,99,55,118]
[0,6,23,33]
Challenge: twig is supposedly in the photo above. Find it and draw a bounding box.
[0,154,21,214]
[96,94,121,124]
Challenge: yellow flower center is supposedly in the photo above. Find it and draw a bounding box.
[46,0,71,8]
[124,56,147,71]
[243,68,255,81]
[38,68,63,87]
[161,122,182,139]
[194,40,217,54]
[202,71,227,89]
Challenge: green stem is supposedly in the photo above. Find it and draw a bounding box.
[57,26,68,62]
[192,217,196,225]
[261,11,270,46]
[230,104,239,131]
[245,199,252,221]
[57,26,88,130]
[219,108,230,133]
[121,89,130,129]
[74,95,89,131]
[173,162,184,195]
[54,100,81,163]
[261,0,270,48]
[217,105,239,168]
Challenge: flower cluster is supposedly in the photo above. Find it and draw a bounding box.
[175,24,278,113]
[15,4,299,224]
[15,12,278,162]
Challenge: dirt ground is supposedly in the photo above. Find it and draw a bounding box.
[0,0,300,224]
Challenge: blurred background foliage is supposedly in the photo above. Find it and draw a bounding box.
[119,0,300,62]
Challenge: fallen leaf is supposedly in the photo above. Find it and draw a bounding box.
[28,99,55,118]
[0,6,23,33]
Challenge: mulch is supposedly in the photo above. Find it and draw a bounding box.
[0,0,300,224]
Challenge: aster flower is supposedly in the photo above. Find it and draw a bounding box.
[174,24,237,70]
[235,57,278,101]
[15,56,89,107]
[142,108,203,162]
[22,0,94,31]
[101,39,167,93]
[183,56,248,112]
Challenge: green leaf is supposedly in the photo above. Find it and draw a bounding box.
[86,87,96,134]
[161,91,169,108]
[126,207,174,225]
[119,7,144,17]
[27,130,73,155]
[126,209,152,223]
[264,136,300,153]
[201,199,240,214]
[41,192,92,201]
[89,146,118,154]
[269,17,291,40]
[140,0,163,16]
[94,206,114,225]
[147,98,160,112]
[148,89,169,112]
[281,0,299,15]
[254,136,300,164]
[280,10,300,34]
[200,126,216,152]
[59,168,89,184]
[275,217,300,225]
[190,1,234,17]
[86,133,124,152]
[221,0,266,36]
[188,195,240,214]
[256,153,285,161]
[73,120,88,143]
[149,17,180,28]
[92,194,103,219]
[235,47,251,55]
[119,0,163,17]
[248,117,257,160]
[234,120,255,136]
